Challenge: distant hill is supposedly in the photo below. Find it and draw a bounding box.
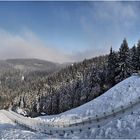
[0,58,64,78]
[6,58,62,72]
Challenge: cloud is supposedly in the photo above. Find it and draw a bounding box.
[0,28,103,63]
[80,1,139,52]
[89,2,138,22]
[0,29,79,63]
[71,46,111,62]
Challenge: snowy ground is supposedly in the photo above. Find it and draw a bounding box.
[0,111,48,139]
[1,75,140,139]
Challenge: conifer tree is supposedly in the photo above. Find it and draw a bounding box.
[130,44,137,71]
[136,40,140,70]
[107,47,118,86]
[115,39,131,82]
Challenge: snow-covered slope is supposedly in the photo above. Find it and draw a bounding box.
[37,75,140,123]
[1,75,140,139]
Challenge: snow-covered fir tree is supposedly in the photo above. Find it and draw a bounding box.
[115,39,131,83]
[130,44,138,72]
[107,47,118,86]
[136,40,140,71]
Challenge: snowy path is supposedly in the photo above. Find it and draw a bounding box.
[0,111,14,125]
[0,111,48,139]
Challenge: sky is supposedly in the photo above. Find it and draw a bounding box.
[0,1,140,63]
